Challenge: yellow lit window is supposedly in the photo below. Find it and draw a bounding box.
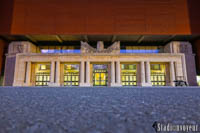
[40,65,46,70]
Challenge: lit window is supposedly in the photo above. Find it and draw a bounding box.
[39,64,50,70]
[64,64,79,70]
[41,49,49,53]
[151,64,161,70]
[120,46,162,53]
[38,46,80,54]
[40,65,46,70]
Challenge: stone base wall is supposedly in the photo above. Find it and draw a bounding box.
[185,54,198,86]
[4,55,16,86]
[165,41,198,86]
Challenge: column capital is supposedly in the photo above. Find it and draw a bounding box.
[116,60,120,63]
[146,61,150,63]
[170,61,174,63]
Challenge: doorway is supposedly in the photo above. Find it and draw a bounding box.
[63,64,79,86]
[35,63,51,86]
[121,64,137,86]
[93,64,108,86]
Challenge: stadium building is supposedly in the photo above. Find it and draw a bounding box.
[0,0,200,87]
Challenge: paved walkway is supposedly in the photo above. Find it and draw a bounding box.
[0,87,200,133]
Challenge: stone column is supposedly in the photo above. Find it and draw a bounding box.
[25,61,31,86]
[80,61,85,85]
[116,61,121,85]
[140,61,145,86]
[86,61,90,85]
[146,61,152,86]
[50,61,55,84]
[170,61,175,86]
[181,55,188,83]
[111,61,115,85]
[56,61,60,86]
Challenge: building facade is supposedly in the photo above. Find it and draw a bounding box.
[4,40,196,87]
[1,0,200,86]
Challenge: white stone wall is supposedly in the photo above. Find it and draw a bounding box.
[13,53,186,87]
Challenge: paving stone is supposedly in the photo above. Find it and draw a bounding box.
[0,87,200,133]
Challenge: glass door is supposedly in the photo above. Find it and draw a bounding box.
[151,64,166,86]
[121,64,137,86]
[63,64,79,86]
[35,73,50,86]
[93,64,108,86]
[35,63,51,86]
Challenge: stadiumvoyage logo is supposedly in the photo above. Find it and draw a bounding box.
[152,121,199,132]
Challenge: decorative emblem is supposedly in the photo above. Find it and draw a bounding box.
[16,45,24,53]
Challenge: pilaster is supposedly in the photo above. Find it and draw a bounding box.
[85,61,91,86]
[170,61,175,86]
[49,61,55,86]
[25,61,31,86]
[145,61,152,86]
[114,61,122,86]
[110,61,116,86]
[55,61,61,86]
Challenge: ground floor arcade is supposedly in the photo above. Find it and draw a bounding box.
[13,53,187,87]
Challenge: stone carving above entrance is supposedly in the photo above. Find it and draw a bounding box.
[81,41,120,54]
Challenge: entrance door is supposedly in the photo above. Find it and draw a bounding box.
[35,64,51,86]
[121,64,137,86]
[150,64,166,86]
[121,72,137,86]
[63,64,79,86]
[151,73,166,86]
[35,73,50,86]
[93,64,108,86]
[64,72,79,86]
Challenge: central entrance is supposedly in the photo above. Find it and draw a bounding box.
[93,64,108,86]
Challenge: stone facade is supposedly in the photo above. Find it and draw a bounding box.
[165,41,197,86]
[3,41,198,87]
[4,41,36,86]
